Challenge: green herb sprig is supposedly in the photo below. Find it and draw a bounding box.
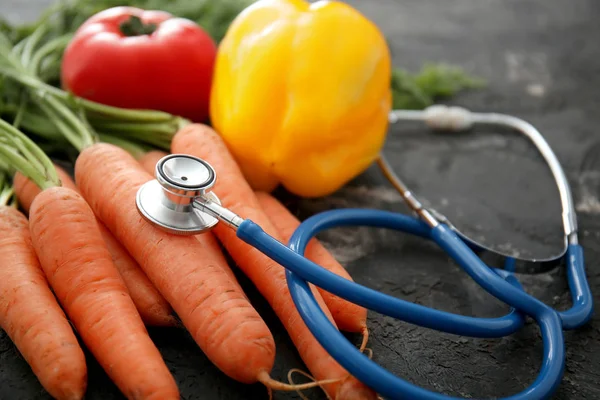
[0,117,60,190]
[391,63,485,110]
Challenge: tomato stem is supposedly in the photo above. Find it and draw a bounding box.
[120,15,158,37]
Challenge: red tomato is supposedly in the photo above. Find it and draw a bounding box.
[61,6,217,122]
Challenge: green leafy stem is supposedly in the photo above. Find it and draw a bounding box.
[0,170,18,208]
[0,117,61,190]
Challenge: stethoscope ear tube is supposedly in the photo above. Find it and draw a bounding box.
[385,106,577,269]
[561,244,594,328]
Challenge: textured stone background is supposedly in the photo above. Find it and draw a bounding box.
[1,0,599,399]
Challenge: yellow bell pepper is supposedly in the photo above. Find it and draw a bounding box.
[210,0,392,197]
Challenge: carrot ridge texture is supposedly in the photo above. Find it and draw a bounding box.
[13,167,78,212]
[255,191,368,333]
[0,206,87,400]
[14,168,176,327]
[138,150,168,176]
[28,186,179,400]
[74,143,276,384]
[171,124,376,400]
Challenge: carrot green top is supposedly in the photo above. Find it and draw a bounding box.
[0,169,17,208]
[0,118,61,190]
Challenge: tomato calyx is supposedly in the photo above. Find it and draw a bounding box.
[119,15,158,37]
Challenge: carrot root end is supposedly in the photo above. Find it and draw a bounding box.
[287,368,333,400]
[359,326,370,353]
[257,369,341,398]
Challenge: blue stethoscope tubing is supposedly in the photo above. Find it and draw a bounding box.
[134,103,593,398]
[235,208,593,400]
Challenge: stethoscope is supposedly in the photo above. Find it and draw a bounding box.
[135,105,593,400]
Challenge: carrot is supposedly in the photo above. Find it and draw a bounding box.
[0,205,87,400]
[138,150,168,176]
[138,150,244,294]
[13,166,78,212]
[74,143,279,386]
[29,186,180,400]
[255,191,369,347]
[99,219,178,327]
[13,166,177,327]
[0,71,176,399]
[171,124,377,400]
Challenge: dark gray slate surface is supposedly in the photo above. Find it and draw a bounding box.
[1,0,600,399]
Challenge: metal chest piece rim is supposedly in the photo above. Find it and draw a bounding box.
[136,154,221,235]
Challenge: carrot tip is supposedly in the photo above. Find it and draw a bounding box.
[359,326,370,353]
[257,369,341,397]
[171,313,185,329]
[287,368,329,400]
[65,390,85,400]
[144,313,180,328]
[51,382,86,400]
[266,385,273,400]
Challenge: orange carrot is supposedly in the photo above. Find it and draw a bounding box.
[29,186,179,400]
[74,143,277,385]
[255,191,368,337]
[100,222,178,327]
[13,166,77,212]
[0,206,87,400]
[138,150,168,176]
[13,167,176,327]
[138,150,244,295]
[171,124,376,400]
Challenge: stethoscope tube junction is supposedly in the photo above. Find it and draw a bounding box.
[135,105,593,400]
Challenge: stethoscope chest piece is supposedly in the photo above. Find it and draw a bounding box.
[136,154,221,235]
